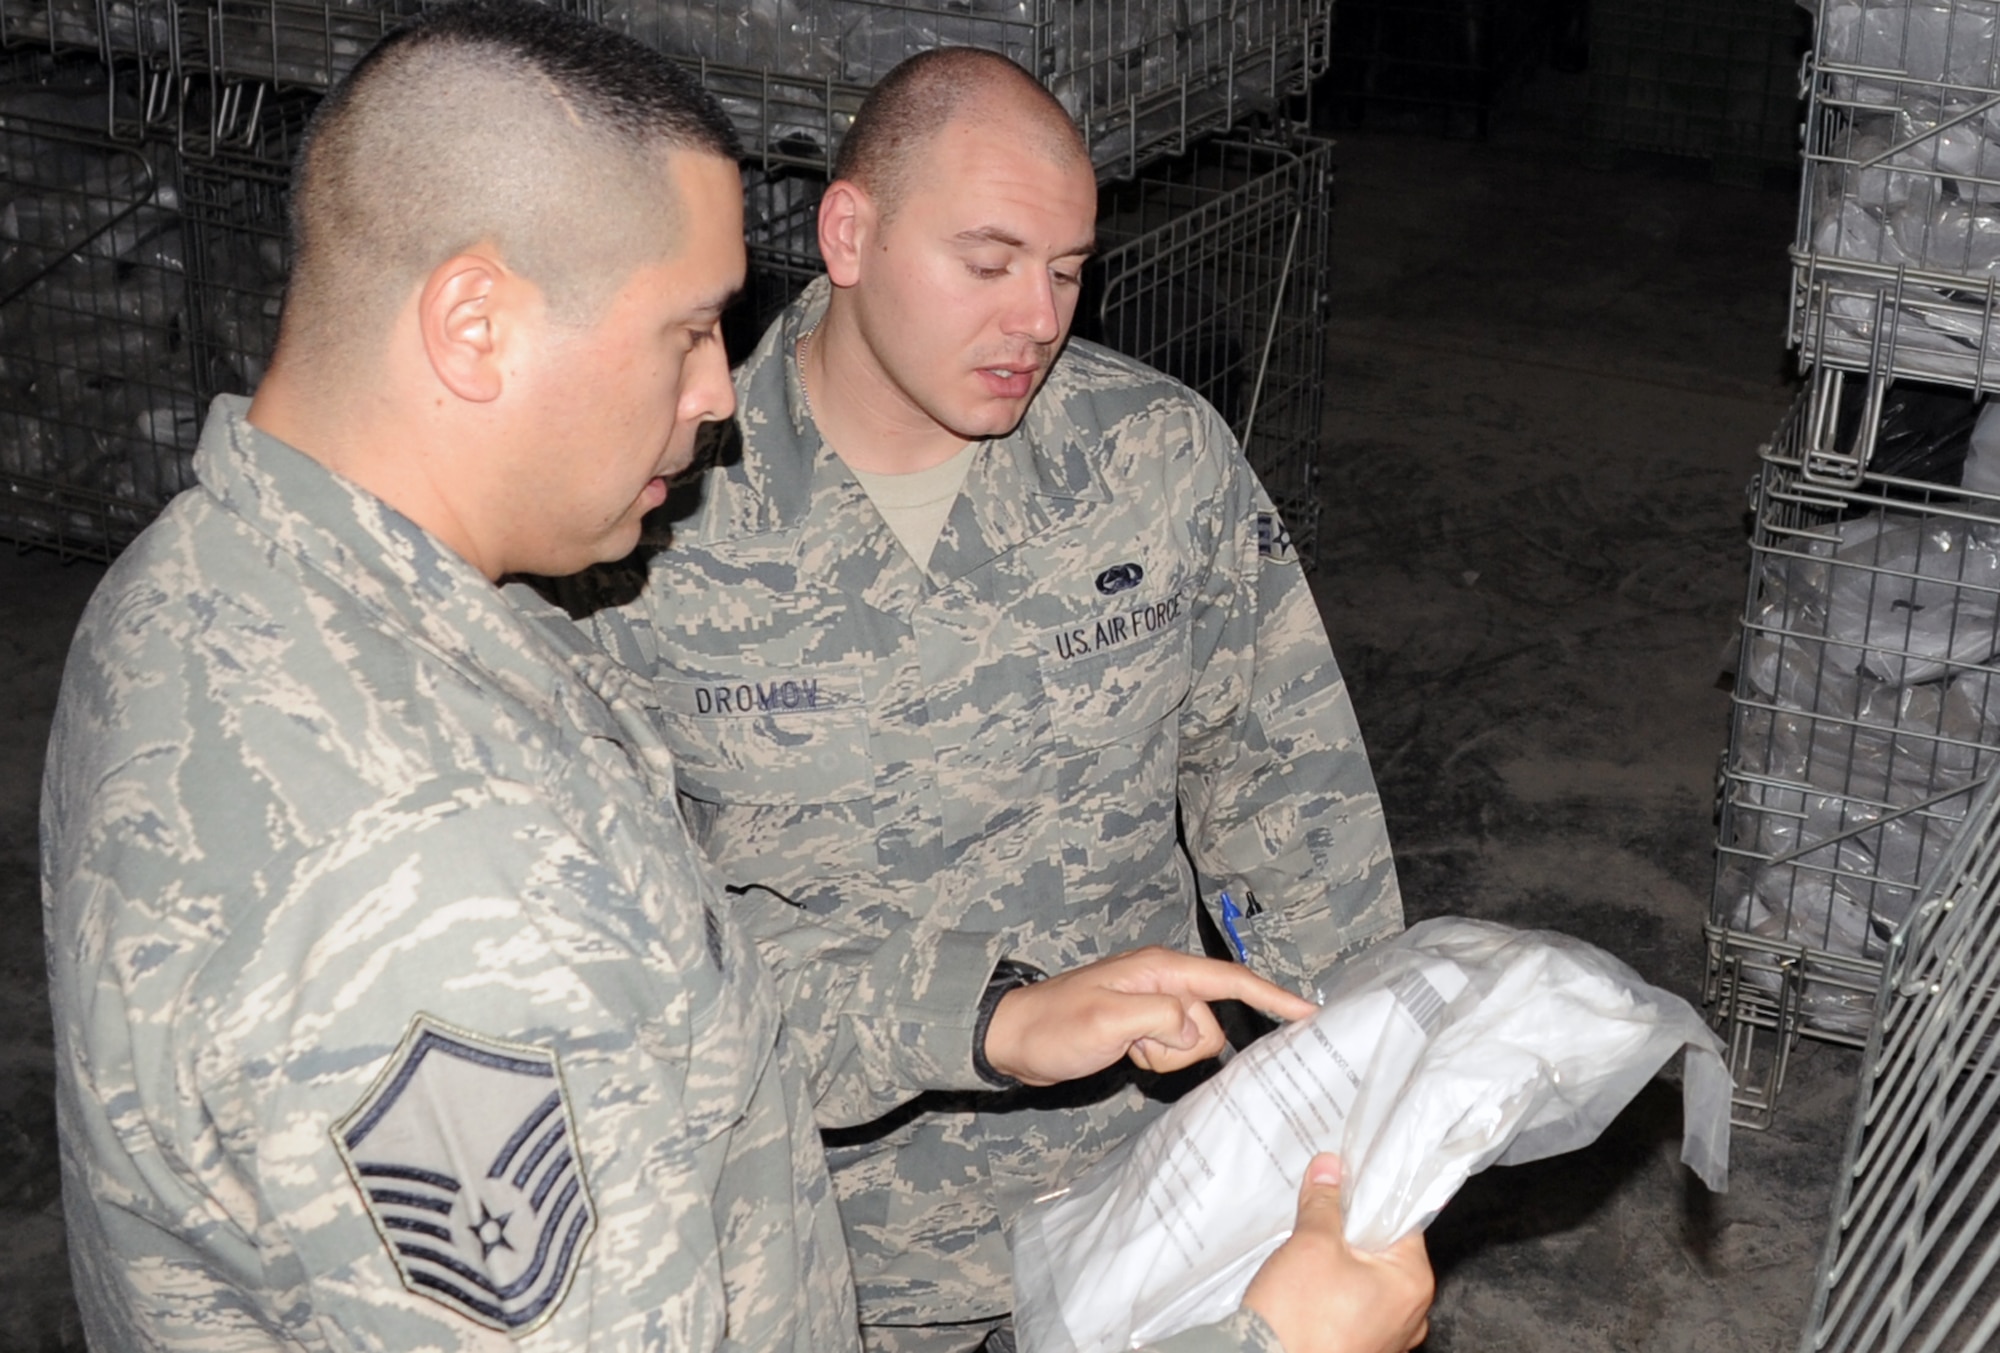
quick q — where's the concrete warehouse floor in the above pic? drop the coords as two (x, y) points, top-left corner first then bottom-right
(1312, 118), (1858, 1351)
(0, 104), (1862, 1351)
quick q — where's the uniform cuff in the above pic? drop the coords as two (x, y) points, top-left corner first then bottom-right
(883, 929), (1016, 1093)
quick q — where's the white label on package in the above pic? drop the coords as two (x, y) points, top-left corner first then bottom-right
(1013, 919), (1735, 1353)
(1025, 958), (1469, 1351)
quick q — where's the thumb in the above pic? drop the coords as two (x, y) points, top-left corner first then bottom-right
(1120, 991), (1205, 1050)
(1292, 1153), (1349, 1241)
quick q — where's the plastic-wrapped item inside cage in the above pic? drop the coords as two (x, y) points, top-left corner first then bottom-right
(1709, 378), (2000, 1127)
(600, 0), (1330, 180)
(1789, 0), (2000, 390)
(0, 110), (202, 561)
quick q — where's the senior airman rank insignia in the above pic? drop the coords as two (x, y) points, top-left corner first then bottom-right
(1256, 511), (1296, 564)
(334, 1015), (595, 1332)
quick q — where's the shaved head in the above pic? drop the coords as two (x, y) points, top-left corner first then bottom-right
(833, 46), (1090, 219)
(282, 0), (740, 370)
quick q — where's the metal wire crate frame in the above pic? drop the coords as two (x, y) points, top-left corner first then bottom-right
(743, 136), (1332, 568)
(1709, 383), (2000, 1128)
(1090, 135), (1331, 567)
(0, 43), (171, 150)
(180, 143), (286, 401)
(729, 164), (821, 360)
(0, 0), (114, 54)
(698, 0), (1330, 182)
(156, 0), (588, 151)
(1786, 0), (2000, 394)
(0, 113), (199, 560)
(0, 0), (176, 68)
(156, 0), (1328, 183)
(0, 0), (182, 159)
(191, 0), (418, 91)
(1585, 0), (1808, 185)
(1797, 766), (2000, 1353)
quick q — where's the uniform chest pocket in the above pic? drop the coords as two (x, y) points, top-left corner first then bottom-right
(654, 672), (873, 805)
(1037, 588), (1194, 752)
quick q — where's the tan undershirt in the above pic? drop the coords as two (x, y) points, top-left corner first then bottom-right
(849, 441), (978, 570)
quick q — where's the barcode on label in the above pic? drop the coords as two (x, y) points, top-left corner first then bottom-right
(1389, 969), (1448, 1035)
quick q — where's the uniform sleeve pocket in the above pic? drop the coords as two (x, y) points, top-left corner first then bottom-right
(654, 673), (873, 805)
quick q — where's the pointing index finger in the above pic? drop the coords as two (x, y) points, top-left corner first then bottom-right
(1172, 957), (1318, 1021)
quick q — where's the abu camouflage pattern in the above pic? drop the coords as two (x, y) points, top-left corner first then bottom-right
(40, 396), (856, 1351)
(582, 277), (1403, 1334)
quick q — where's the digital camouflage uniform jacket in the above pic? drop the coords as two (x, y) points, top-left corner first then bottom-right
(40, 396), (858, 1351)
(584, 278), (1403, 1331)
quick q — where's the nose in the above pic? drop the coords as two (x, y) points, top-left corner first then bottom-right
(1003, 268), (1063, 346)
(681, 329), (737, 426)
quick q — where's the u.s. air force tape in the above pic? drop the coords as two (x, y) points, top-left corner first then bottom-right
(333, 1014), (595, 1333)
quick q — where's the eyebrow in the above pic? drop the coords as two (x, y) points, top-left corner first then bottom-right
(953, 225), (1098, 259)
(687, 285), (741, 318)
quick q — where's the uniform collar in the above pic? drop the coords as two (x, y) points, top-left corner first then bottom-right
(191, 394), (632, 728)
(714, 277), (1112, 574)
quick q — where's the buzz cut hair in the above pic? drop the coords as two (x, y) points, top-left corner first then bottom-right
(282, 0), (741, 365)
(833, 46), (1089, 219)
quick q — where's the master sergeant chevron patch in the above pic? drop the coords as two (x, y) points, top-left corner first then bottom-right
(333, 1014), (595, 1333)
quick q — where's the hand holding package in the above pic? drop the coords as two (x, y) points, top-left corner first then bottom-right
(1010, 917), (1732, 1353)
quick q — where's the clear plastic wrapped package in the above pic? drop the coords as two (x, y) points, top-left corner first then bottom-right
(1010, 919), (1731, 1353)
(1826, 514), (2000, 683)
(1818, 0), (2000, 97)
(1721, 468), (2000, 1034)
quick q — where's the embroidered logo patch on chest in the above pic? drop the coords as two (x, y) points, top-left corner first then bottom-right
(1095, 561), (1145, 595)
(333, 1015), (595, 1333)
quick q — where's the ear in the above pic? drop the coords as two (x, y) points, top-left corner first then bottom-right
(417, 252), (515, 404)
(818, 179), (874, 289)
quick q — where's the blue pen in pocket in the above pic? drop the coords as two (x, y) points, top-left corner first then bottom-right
(1218, 890), (1250, 964)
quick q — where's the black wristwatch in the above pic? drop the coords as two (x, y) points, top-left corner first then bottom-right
(971, 958), (1048, 1088)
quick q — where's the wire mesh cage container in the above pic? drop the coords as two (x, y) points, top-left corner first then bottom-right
(169, 0), (592, 98)
(1585, 0), (1808, 187)
(741, 136), (1332, 567)
(0, 0), (179, 151)
(1322, 0), (1562, 140)
(1788, 0), (2000, 395)
(194, 0), (415, 90)
(736, 163), (824, 355)
(181, 139), (289, 403)
(0, 0), (109, 54)
(585, 0), (1329, 181)
(0, 110), (201, 560)
(1088, 135), (1331, 566)
(1796, 765), (2000, 1353)
(160, 0), (1327, 180)
(1709, 376), (2000, 1128)
(0, 0), (176, 67)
